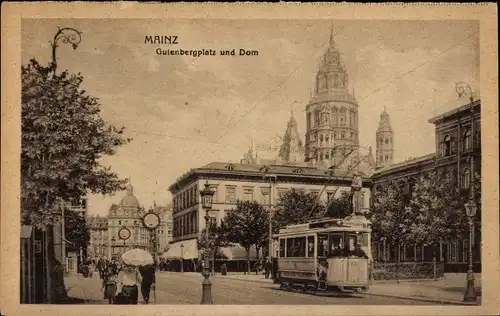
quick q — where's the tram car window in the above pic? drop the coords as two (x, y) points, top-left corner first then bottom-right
(328, 232), (344, 257)
(279, 239), (286, 258)
(307, 236), (314, 258)
(317, 234), (328, 257)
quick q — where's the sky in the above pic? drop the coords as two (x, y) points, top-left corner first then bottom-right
(21, 19), (480, 216)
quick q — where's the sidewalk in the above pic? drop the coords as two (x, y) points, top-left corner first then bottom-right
(214, 272), (482, 305)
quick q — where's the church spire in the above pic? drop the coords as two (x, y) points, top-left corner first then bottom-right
(329, 23), (335, 46)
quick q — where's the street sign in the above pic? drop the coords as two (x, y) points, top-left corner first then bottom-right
(118, 227), (131, 241)
(142, 211), (160, 230)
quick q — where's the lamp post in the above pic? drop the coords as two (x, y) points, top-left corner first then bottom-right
(49, 27), (82, 73)
(463, 200), (477, 302)
(142, 207), (160, 266)
(456, 82), (478, 303)
(199, 182), (215, 304)
(111, 237), (116, 259)
(261, 172), (277, 258)
(180, 243), (184, 272)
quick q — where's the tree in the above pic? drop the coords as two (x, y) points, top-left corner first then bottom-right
(64, 209), (90, 253)
(274, 188), (325, 229)
(198, 222), (231, 272)
(371, 179), (416, 252)
(223, 201), (268, 273)
(325, 191), (352, 218)
(21, 59), (131, 228)
(410, 170), (481, 245)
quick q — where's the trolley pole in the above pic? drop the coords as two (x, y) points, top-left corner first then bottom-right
(60, 199), (67, 275)
(265, 174), (277, 259)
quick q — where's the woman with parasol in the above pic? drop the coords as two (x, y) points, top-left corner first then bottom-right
(114, 248), (154, 304)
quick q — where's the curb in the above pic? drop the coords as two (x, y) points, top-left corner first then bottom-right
(218, 276), (480, 305)
(217, 276), (279, 285)
(363, 292), (480, 306)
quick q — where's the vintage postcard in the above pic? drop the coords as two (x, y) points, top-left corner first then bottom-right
(1, 2), (498, 316)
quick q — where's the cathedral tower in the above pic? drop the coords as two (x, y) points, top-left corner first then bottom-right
(375, 107), (394, 168)
(304, 25), (359, 167)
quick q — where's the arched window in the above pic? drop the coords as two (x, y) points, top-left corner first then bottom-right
(442, 134), (452, 156)
(333, 133), (337, 139)
(332, 107), (338, 125)
(340, 108), (346, 125)
(379, 137), (383, 145)
(314, 110), (320, 127)
(325, 135), (329, 143)
(385, 137), (389, 144)
(320, 134), (323, 142)
(325, 153), (329, 159)
(385, 154), (389, 161)
(461, 168), (471, 189)
(463, 129), (472, 152)
(341, 132), (345, 139)
(320, 153), (324, 160)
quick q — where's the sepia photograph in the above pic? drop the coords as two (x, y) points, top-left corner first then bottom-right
(1, 3), (499, 316)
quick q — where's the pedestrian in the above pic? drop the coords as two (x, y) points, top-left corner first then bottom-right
(264, 258), (270, 279)
(115, 263), (141, 304)
(138, 264), (156, 304)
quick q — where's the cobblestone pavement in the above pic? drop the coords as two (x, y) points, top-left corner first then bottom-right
(65, 272), (439, 305)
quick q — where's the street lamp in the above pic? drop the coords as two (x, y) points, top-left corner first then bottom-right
(111, 237), (116, 258)
(49, 27), (82, 72)
(199, 181), (215, 304)
(261, 173), (277, 259)
(463, 199), (477, 302)
(180, 243), (184, 272)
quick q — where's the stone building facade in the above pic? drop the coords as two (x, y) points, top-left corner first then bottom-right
(371, 99), (481, 272)
(166, 162), (373, 261)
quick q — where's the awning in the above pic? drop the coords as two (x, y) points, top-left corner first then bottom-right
(161, 239), (197, 260)
(220, 245), (262, 260)
(21, 225), (33, 239)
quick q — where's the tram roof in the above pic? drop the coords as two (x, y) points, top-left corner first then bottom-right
(276, 215), (371, 236)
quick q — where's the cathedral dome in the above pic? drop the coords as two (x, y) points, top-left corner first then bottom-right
(120, 183), (140, 207)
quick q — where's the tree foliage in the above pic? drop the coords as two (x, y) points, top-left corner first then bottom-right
(410, 170), (481, 244)
(274, 188), (324, 229)
(21, 59), (131, 227)
(223, 200), (269, 272)
(371, 179), (416, 246)
(197, 223), (231, 259)
(64, 209), (90, 251)
(325, 191), (352, 218)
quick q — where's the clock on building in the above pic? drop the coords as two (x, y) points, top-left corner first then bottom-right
(118, 227), (131, 241)
(142, 211), (160, 231)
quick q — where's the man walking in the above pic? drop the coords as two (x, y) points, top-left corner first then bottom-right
(139, 264), (156, 304)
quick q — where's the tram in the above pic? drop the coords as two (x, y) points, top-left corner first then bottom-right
(274, 214), (372, 293)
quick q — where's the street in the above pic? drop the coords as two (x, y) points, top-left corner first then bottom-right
(66, 272), (438, 305)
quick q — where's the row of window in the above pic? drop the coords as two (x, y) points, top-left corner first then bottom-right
(440, 126), (480, 157)
(378, 152), (393, 163)
(378, 136), (392, 145)
(173, 184), (199, 213)
(373, 239), (480, 263)
(278, 232), (369, 258)
(307, 145), (358, 161)
(316, 72), (348, 92)
(307, 109), (358, 130)
(173, 211), (198, 237)
(308, 131), (357, 143)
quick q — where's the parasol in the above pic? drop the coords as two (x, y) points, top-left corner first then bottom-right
(121, 248), (154, 267)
